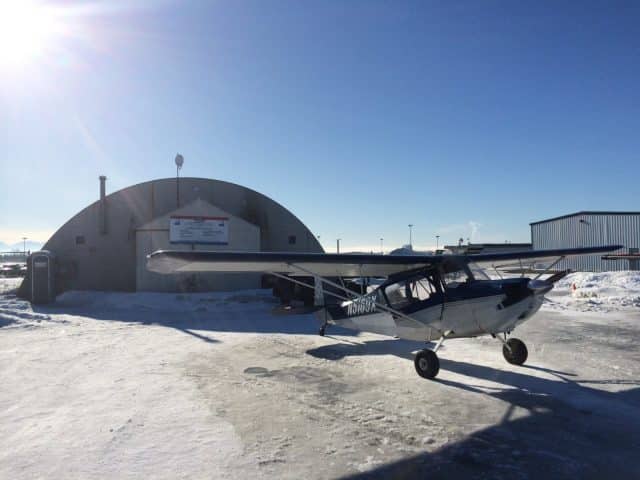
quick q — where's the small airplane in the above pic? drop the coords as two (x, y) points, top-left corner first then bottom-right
(147, 244), (621, 379)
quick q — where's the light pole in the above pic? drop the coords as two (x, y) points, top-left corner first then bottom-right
(336, 238), (341, 254)
(380, 238), (384, 255)
(408, 224), (413, 250)
(22, 237), (27, 256)
(436, 235), (440, 250)
(175, 153), (184, 208)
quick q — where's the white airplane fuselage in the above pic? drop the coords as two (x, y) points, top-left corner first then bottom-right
(319, 279), (547, 342)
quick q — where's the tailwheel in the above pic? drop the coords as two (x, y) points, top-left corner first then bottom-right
(502, 338), (528, 365)
(414, 349), (440, 379)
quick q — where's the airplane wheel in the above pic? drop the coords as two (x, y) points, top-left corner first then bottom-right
(503, 338), (528, 365)
(318, 326), (326, 336)
(414, 349), (439, 379)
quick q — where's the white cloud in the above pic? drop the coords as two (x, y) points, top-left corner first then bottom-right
(435, 220), (483, 244)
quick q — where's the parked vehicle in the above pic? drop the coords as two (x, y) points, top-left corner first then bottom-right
(0, 263), (26, 278)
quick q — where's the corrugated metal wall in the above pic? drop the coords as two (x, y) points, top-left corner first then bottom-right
(531, 213), (640, 271)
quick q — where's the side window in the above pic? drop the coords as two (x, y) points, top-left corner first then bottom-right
(288, 235), (296, 245)
(385, 282), (412, 309)
(384, 276), (436, 309)
(409, 278), (434, 300)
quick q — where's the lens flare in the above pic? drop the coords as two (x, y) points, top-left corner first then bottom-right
(0, 0), (63, 68)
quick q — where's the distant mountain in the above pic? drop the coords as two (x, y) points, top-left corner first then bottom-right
(389, 245), (435, 256)
(0, 241), (44, 252)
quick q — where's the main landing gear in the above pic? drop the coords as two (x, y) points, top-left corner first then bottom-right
(414, 334), (529, 380)
(414, 349), (440, 379)
(414, 334), (447, 379)
(502, 337), (528, 365)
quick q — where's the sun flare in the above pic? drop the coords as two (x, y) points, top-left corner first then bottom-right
(0, 0), (63, 68)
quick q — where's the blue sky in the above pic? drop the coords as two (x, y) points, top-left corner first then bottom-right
(1, 0), (639, 251)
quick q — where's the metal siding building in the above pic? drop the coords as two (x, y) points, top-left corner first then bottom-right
(444, 243), (532, 255)
(530, 212), (640, 272)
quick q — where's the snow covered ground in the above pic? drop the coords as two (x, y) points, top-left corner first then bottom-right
(545, 271), (640, 311)
(1, 273), (639, 479)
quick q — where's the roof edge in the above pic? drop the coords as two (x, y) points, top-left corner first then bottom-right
(530, 211), (640, 226)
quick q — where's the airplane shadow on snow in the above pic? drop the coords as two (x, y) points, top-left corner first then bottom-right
(31, 298), (357, 344)
(307, 338), (640, 479)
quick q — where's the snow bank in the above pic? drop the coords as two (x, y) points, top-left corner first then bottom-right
(0, 278), (52, 328)
(0, 277), (22, 295)
(545, 271), (640, 312)
(54, 289), (278, 312)
(0, 285), (280, 329)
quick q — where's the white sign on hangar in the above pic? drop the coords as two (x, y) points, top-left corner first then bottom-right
(169, 216), (229, 245)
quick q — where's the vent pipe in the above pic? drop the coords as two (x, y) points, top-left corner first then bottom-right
(99, 175), (107, 234)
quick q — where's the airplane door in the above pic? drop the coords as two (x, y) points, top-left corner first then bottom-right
(438, 269), (477, 336)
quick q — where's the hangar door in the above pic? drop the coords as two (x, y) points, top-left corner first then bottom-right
(135, 199), (261, 292)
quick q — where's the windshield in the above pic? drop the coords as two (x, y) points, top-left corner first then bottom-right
(468, 261), (490, 280)
(441, 268), (471, 288)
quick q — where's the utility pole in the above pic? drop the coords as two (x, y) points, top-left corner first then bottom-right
(436, 235), (440, 250)
(408, 224), (413, 250)
(336, 238), (341, 254)
(22, 237), (27, 256)
(175, 154), (184, 208)
(380, 238), (384, 255)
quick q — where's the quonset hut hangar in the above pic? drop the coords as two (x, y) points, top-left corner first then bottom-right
(19, 177), (323, 298)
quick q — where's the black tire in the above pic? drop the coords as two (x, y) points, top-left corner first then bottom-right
(503, 338), (528, 365)
(318, 326), (326, 336)
(414, 349), (440, 379)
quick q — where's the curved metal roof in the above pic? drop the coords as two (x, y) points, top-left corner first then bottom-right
(530, 211), (640, 226)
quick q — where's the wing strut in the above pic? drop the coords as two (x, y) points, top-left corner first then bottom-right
(533, 256), (565, 280)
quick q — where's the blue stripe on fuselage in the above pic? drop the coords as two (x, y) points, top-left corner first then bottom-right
(402, 278), (528, 314)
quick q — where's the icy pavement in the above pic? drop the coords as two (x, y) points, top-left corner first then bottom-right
(1, 275), (639, 479)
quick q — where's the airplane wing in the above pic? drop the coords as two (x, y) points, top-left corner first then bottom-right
(147, 245), (623, 277)
(469, 245), (623, 270)
(146, 251), (444, 277)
